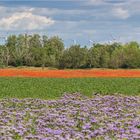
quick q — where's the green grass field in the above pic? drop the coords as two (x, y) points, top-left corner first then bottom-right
(0, 77), (140, 99)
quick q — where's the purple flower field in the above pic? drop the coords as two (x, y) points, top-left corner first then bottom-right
(0, 93), (140, 140)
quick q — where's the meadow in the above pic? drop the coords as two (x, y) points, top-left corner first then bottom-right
(0, 77), (140, 99)
(0, 69), (140, 139)
(0, 75), (140, 139)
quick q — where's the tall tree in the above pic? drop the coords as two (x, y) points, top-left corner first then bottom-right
(88, 44), (110, 68)
(45, 36), (64, 66)
(59, 45), (88, 69)
(123, 42), (140, 68)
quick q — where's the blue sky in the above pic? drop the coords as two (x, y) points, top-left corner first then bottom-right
(0, 0), (140, 46)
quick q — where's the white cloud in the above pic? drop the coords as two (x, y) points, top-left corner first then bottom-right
(112, 7), (130, 19)
(0, 11), (54, 30)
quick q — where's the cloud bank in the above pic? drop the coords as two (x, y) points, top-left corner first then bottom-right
(0, 7), (54, 30)
(0, 0), (139, 46)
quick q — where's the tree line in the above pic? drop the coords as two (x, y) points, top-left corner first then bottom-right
(0, 34), (140, 69)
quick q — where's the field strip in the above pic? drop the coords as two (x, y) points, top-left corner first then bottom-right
(0, 69), (140, 78)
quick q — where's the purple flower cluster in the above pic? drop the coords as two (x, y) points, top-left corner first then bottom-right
(0, 93), (140, 140)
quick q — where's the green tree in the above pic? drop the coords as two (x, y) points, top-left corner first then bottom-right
(59, 45), (88, 69)
(29, 34), (42, 48)
(45, 36), (64, 66)
(88, 44), (110, 68)
(123, 42), (140, 68)
(110, 46), (125, 68)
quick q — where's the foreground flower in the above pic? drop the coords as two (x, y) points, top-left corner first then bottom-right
(0, 93), (140, 139)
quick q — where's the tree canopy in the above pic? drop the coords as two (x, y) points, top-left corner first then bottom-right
(0, 34), (140, 69)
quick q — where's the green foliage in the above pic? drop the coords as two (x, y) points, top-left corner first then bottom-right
(2, 34), (64, 68)
(110, 46), (124, 68)
(45, 36), (64, 67)
(0, 77), (139, 99)
(123, 42), (140, 68)
(88, 44), (110, 68)
(59, 45), (88, 69)
(0, 33), (140, 69)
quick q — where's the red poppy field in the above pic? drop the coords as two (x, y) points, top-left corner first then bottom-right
(0, 68), (140, 78)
